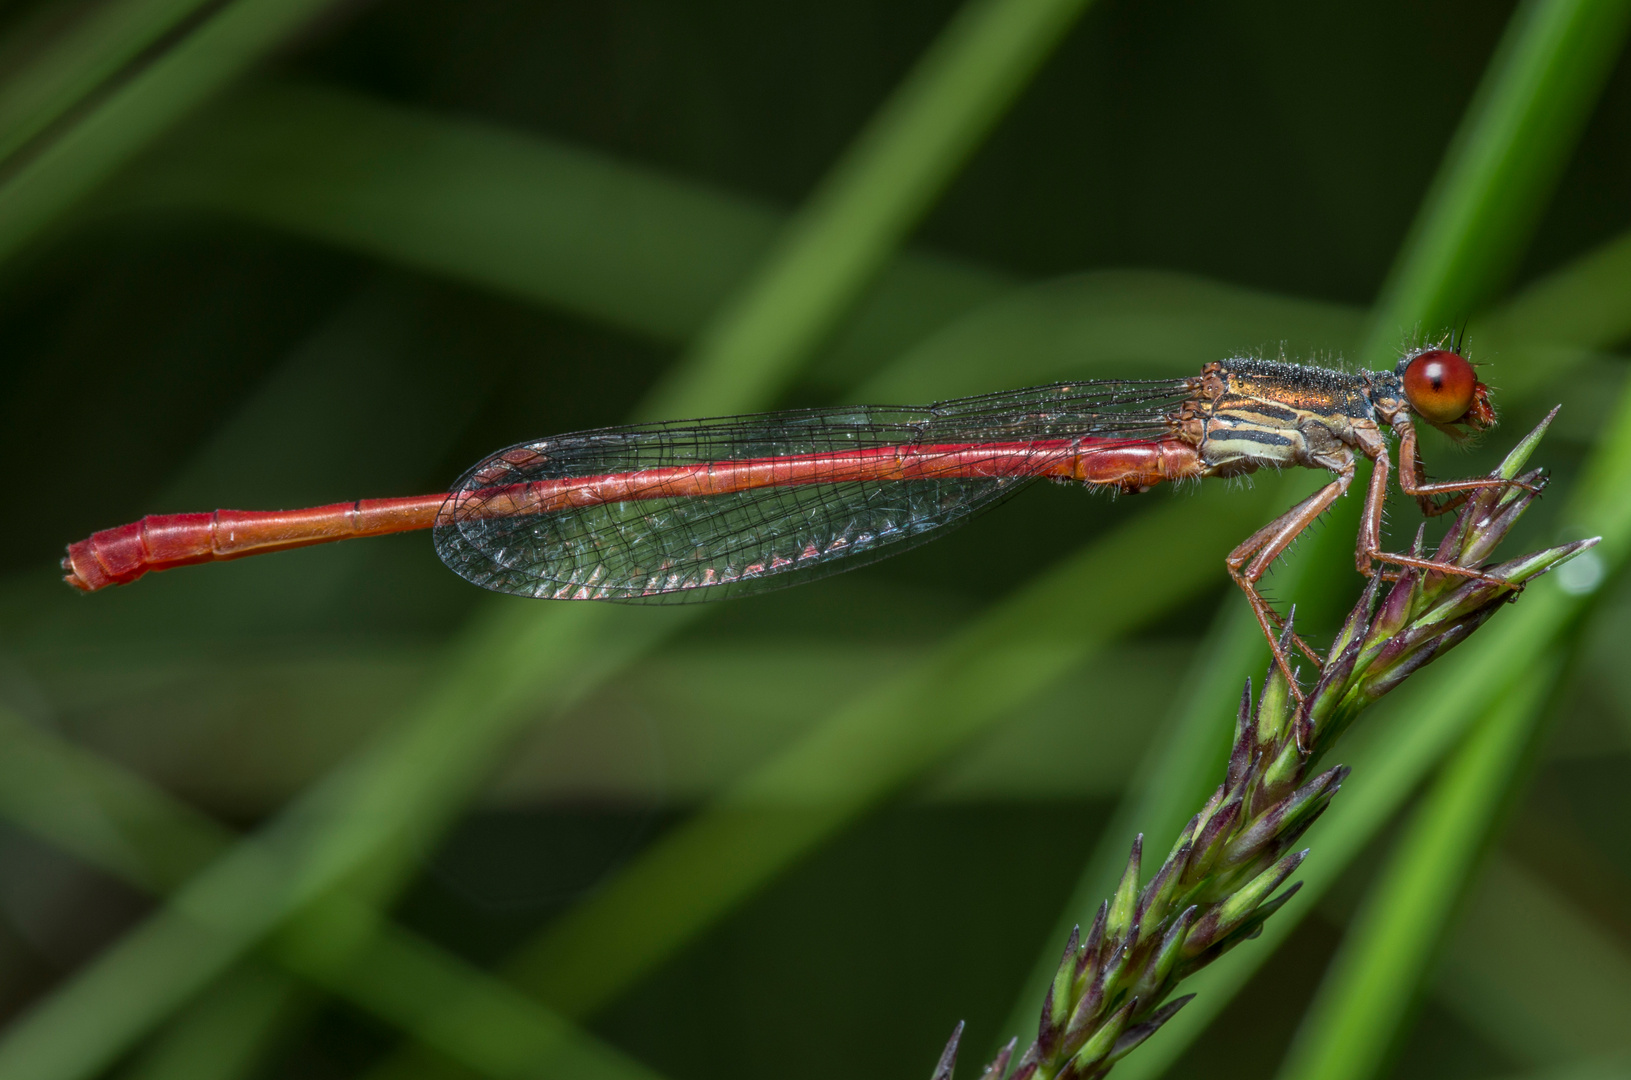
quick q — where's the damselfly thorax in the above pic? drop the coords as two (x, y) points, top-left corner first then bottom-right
(1150, 354), (1515, 694)
(63, 344), (1524, 699)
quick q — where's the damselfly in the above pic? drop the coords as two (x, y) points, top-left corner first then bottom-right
(64, 344), (1525, 695)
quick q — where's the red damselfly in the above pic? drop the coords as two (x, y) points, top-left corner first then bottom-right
(64, 345), (1523, 695)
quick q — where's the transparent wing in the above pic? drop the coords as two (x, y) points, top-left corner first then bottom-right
(433, 380), (1192, 601)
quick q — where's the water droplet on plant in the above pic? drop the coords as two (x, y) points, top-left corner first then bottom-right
(1555, 548), (1604, 595)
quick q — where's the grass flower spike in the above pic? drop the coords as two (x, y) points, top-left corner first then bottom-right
(932, 410), (1598, 1080)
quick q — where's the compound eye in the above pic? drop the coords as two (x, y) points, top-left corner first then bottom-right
(1403, 349), (1477, 424)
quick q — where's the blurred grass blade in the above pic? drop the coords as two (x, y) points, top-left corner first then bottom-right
(854, 271), (1364, 400)
(283, 908), (670, 1080)
(1361, 0), (1631, 364)
(1314, 0), (1631, 624)
(0, 709), (225, 893)
(112, 79), (1016, 374)
(367, 213), (1631, 1080)
(1113, 354), (1631, 1080)
(1275, 655), (1566, 1080)
(363, 482), (1282, 1080)
(120, 79), (1631, 399)
(637, 0), (1095, 417)
(1475, 226), (1631, 404)
(995, 229), (1631, 1065)
(0, 703), (671, 1080)
(1275, 1), (1631, 1057)
(965, 443), (1592, 1080)
(124, 967), (298, 1080)
(0, 603), (692, 1080)
(0, 0), (347, 267)
(1489, 227), (1631, 365)
(1488, 1057), (1631, 1080)
(117, 79), (1368, 398)
(507, 492), (1275, 1016)
(1435, 855), (1631, 1061)
(0, 0), (216, 166)
(118, 81), (810, 343)
(0, 0), (1088, 1069)
(1021, 0), (1631, 1058)
(10, 6), (1628, 1072)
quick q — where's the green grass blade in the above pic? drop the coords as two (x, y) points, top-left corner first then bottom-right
(0, 695), (672, 1080)
(1, 4), (1621, 1077)
(1481, 1057), (1631, 1080)
(116, 80), (1370, 394)
(0, 0), (347, 267)
(279, 905), (668, 1080)
(1361, 0), (1631, 363)
(122, 80), (1631, 403)
(5, 717), (315, 1080)
(124, 967), (299, 1080)
(112, 79), (1022, 369)
(635, 0), (1095, 417)
(1435, 855), (1631, 1062)
(359, 481), (1283, 1080)
(1273, 4), (1631, 1044)
(0, 0), (216, 166)
(994, 240), (1631, 1069)
(357, 215), (1631, 1080)
(1275, 656), (1566, 1080)
(1008, 0), (1631, 1057)
(0, 710), (225, 893)
(505, 490), (1277, 1014)
(854, 270), (1365, 400)
(1486, 227), (1631, 381)
(1299, 0), (1631, 630)
(0, 602), (692, 1080)
(115, 81), (800, 344)
(0, 0), (1084, 1068)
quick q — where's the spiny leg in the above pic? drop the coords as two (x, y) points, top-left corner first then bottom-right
(1405, 453), (1472, 519)
(1252, 582), (1324, 658)
(1226, 467), (1351, 700)
(1396, 419), (1540, 518)
(1357, 425), (1523, 590)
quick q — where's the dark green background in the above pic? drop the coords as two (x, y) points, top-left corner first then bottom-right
(0, 2), (1628, 1080)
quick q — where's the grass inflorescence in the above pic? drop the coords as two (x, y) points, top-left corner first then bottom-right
(933, 413), (1598, 1080)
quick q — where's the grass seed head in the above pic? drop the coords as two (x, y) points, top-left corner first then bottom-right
(931, 414), (1597, 1080)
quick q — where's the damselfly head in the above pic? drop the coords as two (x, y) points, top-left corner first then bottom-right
(1396, 347), (1494, 435)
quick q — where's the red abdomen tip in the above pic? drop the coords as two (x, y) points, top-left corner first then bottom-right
(62, 522), (156, 591)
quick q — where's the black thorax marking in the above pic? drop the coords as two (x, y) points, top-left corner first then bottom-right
(1175, 360), (1382, 477)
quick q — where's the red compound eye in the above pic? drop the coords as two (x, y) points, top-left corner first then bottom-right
(1403, 349), (1477, 424)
